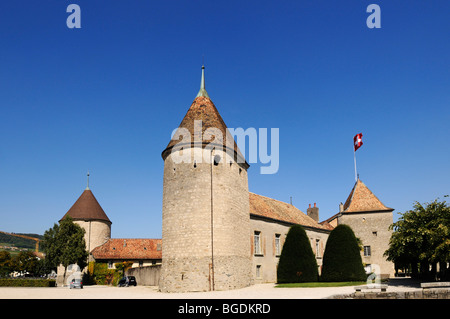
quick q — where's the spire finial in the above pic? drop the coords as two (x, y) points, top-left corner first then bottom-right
(196, 65), (210, 99)
(86, 171), (90, 190)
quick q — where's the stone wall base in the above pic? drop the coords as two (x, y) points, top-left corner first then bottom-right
(159, 255), (252, 293)
(331, 288), (450, 299)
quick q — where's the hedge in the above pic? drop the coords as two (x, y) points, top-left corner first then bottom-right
(321, 224), (367, 282)
(0, 278), (56, 287)
(277, 225), (318, 283)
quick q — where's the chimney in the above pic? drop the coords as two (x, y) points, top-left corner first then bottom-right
(307, 203), (319, 222)
(339, 202), (344, 212)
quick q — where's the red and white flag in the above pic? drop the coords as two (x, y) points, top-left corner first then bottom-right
(354, 133), (363, 151)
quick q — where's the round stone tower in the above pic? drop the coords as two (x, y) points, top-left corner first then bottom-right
(57, 174), (112, 285)
(159, 66), (252, 292)
(59, 175), (112, 261)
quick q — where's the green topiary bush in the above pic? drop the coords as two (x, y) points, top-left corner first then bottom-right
(321, 224), (367, 282)
(277, 225), (318, 283)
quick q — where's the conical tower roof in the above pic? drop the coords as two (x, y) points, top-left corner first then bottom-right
(162, 66), (248, 167)
(60, 188), (111, 224)
(342, 179), (393, 213)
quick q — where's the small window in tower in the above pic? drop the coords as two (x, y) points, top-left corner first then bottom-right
(364, 245), (371, 257)
(372, 231), (378, 236)
(194, 161), (197, 168)
(239, 168), (242, 175)
(213, 155), (221, 166)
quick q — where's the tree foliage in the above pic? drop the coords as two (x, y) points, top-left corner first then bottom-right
(277, 225), (318, 283)
(41, 216), (88, 278)
(0, 251), (13, 277)
(321, 224), (366, 282)
(384, 199), (450, 280)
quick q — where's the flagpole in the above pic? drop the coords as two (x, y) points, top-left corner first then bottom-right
(353, 146), (358, 182)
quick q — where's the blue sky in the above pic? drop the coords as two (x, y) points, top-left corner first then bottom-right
(0, 1), (449, 238)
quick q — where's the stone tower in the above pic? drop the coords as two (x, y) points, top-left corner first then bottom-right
(159, 66), (252, 292)
(337, 178), (395, 278)
(59, 175), (112, 261)
(57, 174), (112, 285)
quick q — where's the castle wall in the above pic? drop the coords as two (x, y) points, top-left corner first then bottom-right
(159, 148), (252, 292)
(338, 211), (395, 278)
(250, 217), (329, 283)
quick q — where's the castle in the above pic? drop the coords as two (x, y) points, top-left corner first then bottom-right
(56, 66), (395, 290)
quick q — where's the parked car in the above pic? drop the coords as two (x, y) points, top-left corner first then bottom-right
(69, 278), (83, 289)
(118, 276), (137, 287)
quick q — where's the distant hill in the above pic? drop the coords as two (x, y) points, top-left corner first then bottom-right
(0, 232), (43, 250)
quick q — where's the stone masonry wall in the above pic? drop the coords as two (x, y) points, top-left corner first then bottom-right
(332, 289), (450, 299)
(160, 148), (252, 292)
(338, 211), (394, 278)
(250, 217), (329, 283)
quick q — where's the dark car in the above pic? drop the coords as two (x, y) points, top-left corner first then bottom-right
(118, 276), (137, 287)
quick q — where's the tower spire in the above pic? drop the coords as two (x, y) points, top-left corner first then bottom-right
(86, 171), (90, 190)
(196, 65), (210, 99)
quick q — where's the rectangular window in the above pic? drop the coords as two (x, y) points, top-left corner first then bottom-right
(256, 265), (261, 278)
(364, 245), (371, 257)
(108, 261), (114, 269)
(275, 234), (281, 256)
(315, 239), (320, 258)
(254, 231), (261, 255)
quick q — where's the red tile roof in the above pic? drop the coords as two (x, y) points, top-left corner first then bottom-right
(161, 96), (247, 167)
(60, 189), (111, 224)
(91, 238), (162, 260)
(343, 179), (394, 213)
(249, 192), (329, 231)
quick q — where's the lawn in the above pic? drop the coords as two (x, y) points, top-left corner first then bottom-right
(275, 281), (366, 288)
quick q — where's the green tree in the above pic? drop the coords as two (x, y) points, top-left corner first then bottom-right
(321, 224), (366, 282)
(277, 225), (318, 283)
(41, 216), (88, 282)
(13, 251), (39, 275)
(384, 199), (450, 280)
(0, 251), (12, 277)
(41, 223), (61, 270)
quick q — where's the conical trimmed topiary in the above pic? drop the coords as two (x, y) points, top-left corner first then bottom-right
(277, 225), (318, 283)
(321, 224), (367, 282)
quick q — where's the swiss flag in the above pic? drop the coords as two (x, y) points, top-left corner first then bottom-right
(354, 133), (363, 151)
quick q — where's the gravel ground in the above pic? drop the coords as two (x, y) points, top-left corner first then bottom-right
(0, 279), (422, 299)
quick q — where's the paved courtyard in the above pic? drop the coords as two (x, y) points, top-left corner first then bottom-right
(0, 278), (422, 299)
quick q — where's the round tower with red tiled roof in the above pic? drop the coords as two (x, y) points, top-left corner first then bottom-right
(159, 66), (252, 292)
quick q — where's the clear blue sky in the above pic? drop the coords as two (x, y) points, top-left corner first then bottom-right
(1, 1), (449, 238)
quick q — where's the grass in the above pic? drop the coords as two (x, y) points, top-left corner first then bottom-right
(275, 281), (366, 288)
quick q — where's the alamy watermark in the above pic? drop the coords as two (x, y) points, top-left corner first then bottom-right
(65, 4), (381, 29)
(168, 120), (280, 175)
